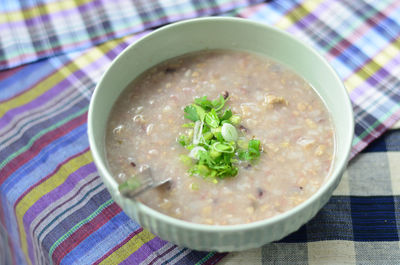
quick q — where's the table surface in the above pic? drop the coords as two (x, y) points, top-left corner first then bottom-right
(1, 1), (400, 264)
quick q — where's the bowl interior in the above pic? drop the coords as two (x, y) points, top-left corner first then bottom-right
(88, 17), (354, 229)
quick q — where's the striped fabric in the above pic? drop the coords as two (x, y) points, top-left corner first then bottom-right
(0, 32), (229, 265)
(0, 34), (227, 265)
(1, 0), (400, 265)
(0, 0), (263, 70)
(232, 0), (400, 157)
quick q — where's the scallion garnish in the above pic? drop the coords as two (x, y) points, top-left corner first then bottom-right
(177, 94), (262, 182)
(221, 123), (238, 142)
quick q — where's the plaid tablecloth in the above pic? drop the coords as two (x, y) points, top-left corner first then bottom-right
(221, 127), (400, 264)
(1, 0), (400, 264)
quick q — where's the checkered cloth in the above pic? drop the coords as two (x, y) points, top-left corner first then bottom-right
(1, 0), (400, 264)
(223, 128), (400, 264)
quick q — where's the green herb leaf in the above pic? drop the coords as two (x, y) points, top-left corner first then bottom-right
(197, 150), (215, 166)
(212, 95), (226, 111)
(238, 139), (261, 161)
(180, 95), (262, 180)
(194, 96), (213, 110)
(205, 109), (220, 128)
(219, 109), (232, 121)
(177, 135), (188, 146)
(248, 139), (261, 157)
(238, 150), (251, 161)
(193, 104), (206, 121)
(214, 131), (225, 142)
(184, 105), (200, 121)
(184, 104), (206, 122)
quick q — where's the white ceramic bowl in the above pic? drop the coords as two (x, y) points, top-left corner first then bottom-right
(88, 17), (354, 252)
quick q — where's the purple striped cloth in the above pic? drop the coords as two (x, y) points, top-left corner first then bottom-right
(232, 0), (400, 157)
(1, 0), (400, 264)
(0, 0), (263, 70)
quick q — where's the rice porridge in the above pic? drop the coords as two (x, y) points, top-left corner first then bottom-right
(105, 50), (335, 225)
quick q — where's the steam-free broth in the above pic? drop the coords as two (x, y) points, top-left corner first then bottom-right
(106, 50), (335, 225)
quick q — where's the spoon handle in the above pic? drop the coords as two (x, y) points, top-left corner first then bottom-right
(118, 168), (171, 199)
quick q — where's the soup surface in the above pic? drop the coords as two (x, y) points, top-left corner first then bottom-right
(106, 50), (335, 225)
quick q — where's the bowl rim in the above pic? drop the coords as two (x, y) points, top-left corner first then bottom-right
(88, 16), (355, 232)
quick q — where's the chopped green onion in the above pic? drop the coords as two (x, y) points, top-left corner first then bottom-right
(177, 135), (187, 146)
(118, 176), (141, 194)
(238, 139), (261, 161)
(189, 146), (207, 160)
(182, 122), (195, 128)
(179, 155), (193, 167)
(179, 94), (262, 180)
(221, 123), (238, 142)
(229, 115), (241, 125)
(210, 149), (222, 159)
(192, 120), (203, 145)
(212, 142), (235, 153)
(237, 139), (248, 149)
(203, 131), (214, 141)
(190, 182), (200, 190)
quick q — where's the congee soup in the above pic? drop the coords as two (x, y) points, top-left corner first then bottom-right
(105, 50), (335, 225)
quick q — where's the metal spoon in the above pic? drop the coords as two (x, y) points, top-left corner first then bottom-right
(118, 167), (171, 199)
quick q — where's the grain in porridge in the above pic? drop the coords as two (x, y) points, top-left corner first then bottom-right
(106, 50), (335, 225)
